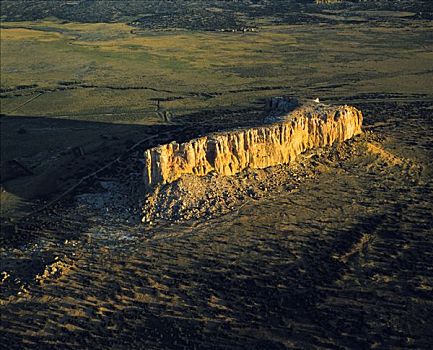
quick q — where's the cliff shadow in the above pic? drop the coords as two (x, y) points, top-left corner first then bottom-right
(0, 103), (268, 226)
(0, 115), (180, 202)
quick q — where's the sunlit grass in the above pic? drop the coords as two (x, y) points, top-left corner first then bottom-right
(1, 19), (432, 122)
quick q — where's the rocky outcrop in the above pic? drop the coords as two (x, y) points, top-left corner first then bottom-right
(143, 104), (363, 190)
(264, 96), (299, 113)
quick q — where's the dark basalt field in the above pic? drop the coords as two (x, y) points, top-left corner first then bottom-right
(1, 1), (433, 349)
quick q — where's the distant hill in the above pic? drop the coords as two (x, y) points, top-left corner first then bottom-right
(1, 0), (432, 29)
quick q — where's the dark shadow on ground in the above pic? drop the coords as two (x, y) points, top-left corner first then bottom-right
(0, 107), (267, 202)
(0, 105), (269, 248)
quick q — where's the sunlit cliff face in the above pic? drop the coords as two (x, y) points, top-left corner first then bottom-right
(143, 104), (363, 190)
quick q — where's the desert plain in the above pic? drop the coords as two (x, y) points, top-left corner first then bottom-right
(1, 1), (433, 349)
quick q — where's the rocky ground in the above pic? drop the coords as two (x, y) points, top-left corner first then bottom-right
(1, 99), (432, 349)
(142, 132), (373, 224)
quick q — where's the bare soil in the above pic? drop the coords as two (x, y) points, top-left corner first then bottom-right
(1, 99), (432, 349)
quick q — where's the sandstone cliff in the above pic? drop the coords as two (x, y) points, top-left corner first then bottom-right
(143, 104), (363, 190)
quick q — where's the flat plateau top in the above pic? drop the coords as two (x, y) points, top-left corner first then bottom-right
(171, 103), (356, 145)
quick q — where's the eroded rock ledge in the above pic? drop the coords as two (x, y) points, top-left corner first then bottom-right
(143, 103), (363, 190)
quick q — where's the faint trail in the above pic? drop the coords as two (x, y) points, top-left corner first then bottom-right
(8, 92), (43, 113)
(17, 132), (163, 222)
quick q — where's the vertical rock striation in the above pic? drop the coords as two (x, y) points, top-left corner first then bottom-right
(143, 104), (363, 190)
